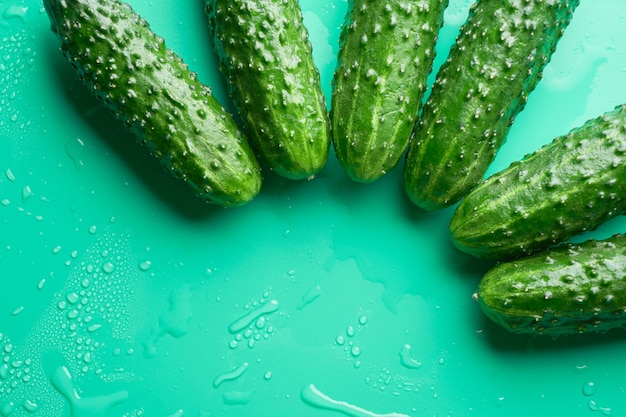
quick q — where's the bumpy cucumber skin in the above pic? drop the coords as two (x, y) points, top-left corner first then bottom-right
(450, 104), (626, 260)
(205, 0), (331, 180)
(44, 0), (261, 207)
(477, 234), (626, 336)
(331, 0), (448, 183)
(404, 0), (580, 211)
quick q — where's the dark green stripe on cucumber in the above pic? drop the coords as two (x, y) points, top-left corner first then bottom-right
(450, 104), (626, 260)
(205, 0), (331, 180)
(44, 0), (262, 207)
(477, 234), (626, 336)
(404, 0), (580, 210)
(331, 0), (448, 183)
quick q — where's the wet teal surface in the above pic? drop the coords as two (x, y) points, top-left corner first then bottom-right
(2, 0), (626, 416)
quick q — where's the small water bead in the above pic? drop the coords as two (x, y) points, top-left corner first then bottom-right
(582, 381), (597, 396)
(1, 401), (15, 416)
(22, 399), (38, 413)
(335, 335), (345, 345)
(346, 326), (355, 337)
(138, 260), (152, 271)
(358, 315), (368, 325)
(102, 262), (114, 274)
(11, 306), (24, 316)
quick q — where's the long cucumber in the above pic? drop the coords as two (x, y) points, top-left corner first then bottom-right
(477, 234), (626, 336)
(404, 0), (580, 210)
(205, 0), (331, 180)
(450, 104), (626, 260)
(331, 0), (448, 182)
(44, 0), (262, 207)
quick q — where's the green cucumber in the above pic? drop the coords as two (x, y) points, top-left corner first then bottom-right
(450, 104), (626, 260)
(330, 0), (448, 182)
(477, 234), (626, 336)
(404, 0), (580, 211)
(205, 0), (331, 180)
(44, 0), (261, 207)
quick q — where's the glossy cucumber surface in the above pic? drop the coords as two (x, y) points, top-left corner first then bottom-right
(450, 104), (626, 260)
(477, 234), (626, 336)
(43, 0), (262, 207)
(404, 0), (580, 210)
(206, 0), (331, 180)
(331, 0), (448, 183)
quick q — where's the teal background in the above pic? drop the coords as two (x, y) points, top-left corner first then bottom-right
(2, 0), (626, 416)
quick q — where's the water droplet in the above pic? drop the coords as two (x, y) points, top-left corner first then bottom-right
(66, 292), (79, 304)
(213, 362), (249, 388)
(138, 260), (152, 271)
(5, 169), (16, 182)
(346, 325), (355, 337)
(335, 335), (345, 345)
(65, 138), (85, 170)
(0, 401), (16, 417)
(22, 399), (38, 413)
(11, 306), (24, 316)
(399, 344), (422, 369)
(582, 381), (597, 396)
(2, 5), (28, 22)
(21, 185), (33, 202)
(358, 315), (368, 325)
(264, 371), (272, 380)
(86, 324), (101, 333)
(88, 225), (97, 234)
(102, 262), (114, 274)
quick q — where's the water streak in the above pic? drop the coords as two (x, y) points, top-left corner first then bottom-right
(301, 384), (410, 417)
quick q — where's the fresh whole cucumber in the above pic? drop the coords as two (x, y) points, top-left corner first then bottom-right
(331, 0), (448, 182)
(404, 0), (580, 211)
(43, 0), (262, 207)
(205, 0), (331, 180)
(450, 104), (626, 260)
(477, 234), (626, 336)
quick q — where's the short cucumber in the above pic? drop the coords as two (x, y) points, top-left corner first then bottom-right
(477, 234), (626, 336)
(43, 0), (262, 207)
(205, 0), (331, 180)
(404, 0), (580, 211)
(331, 0), (448, 182)
(450, 104), (626, 260)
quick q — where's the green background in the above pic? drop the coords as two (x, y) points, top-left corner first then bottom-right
(2, 0), (626, 416)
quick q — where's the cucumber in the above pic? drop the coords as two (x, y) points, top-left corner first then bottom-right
(205, 0), (331, 180)
(450, 104), (626, 260)
(477, 234), (626, 336)
(330, 0), (448, 182)
(43, 0), (262, 207)
(404, 0), (580, 211)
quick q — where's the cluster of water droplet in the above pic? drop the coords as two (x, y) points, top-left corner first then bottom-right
(0, 13), (36, 135)
(333, 315), (368, 367)
(227, 291), (280, 350)
(0, 228), (148, 417)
